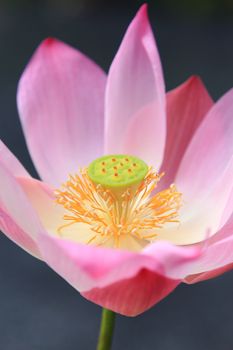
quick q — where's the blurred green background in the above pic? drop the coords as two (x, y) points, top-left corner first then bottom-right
(1, 0), (233, 17)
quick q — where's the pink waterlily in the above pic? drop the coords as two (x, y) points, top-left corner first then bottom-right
(0, 4), (233, 317)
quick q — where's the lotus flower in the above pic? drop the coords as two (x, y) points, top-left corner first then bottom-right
(1, 4), (233, 317)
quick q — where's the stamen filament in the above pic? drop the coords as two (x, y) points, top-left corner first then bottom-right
(55, 165), (182, 250)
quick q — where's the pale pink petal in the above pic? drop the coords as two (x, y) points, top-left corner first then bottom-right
(82, 269), (179, 316)
(176, 88), (233, 202)
(220, 183), (233, 228)
(17, 176), (64, 232)
(17, 38), (106, 187)
(0, 160), (42, 257)
(122, 102), (164, 166)
(0, 205), (40, 258)
(105, 4), (166, 169)
(0, 140), (30, 177)
(38, 231), (199, 315)
(157, 154), (233, 246)
(160, 76), (213, 188)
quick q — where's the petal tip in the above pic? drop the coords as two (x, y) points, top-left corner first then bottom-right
(188, 75), (206, 88)
(138, 3), (148, 14)
(40, 37), (60, 50)
(44, 37), (56, 45)
(188, 74), (201, 84)
(135, 3), (149, 26)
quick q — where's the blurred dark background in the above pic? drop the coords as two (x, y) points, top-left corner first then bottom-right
(0, 0), (233, 349)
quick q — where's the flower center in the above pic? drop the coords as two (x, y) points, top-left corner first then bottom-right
(55, 155), (182, 251)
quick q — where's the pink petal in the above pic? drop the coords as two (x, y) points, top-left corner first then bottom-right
(185, 263), (233, 284)
(82, 269), (179, 316)
(105, 4), (166, 169)
(0, 160), (42, 258)
(168, 89), (233, 243)
(160, 76), (213, 188)
(17, 38), (106, 187)
(184, 211), (233, 283)
(176, 88), (233, 202)
(0, 140), (30, 177)
(38, 231), (199, 315)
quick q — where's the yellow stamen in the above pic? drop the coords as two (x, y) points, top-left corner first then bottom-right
(55, 165), (182, 250)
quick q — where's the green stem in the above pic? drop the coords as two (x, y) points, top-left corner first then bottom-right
(97, 308), (116, 350)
